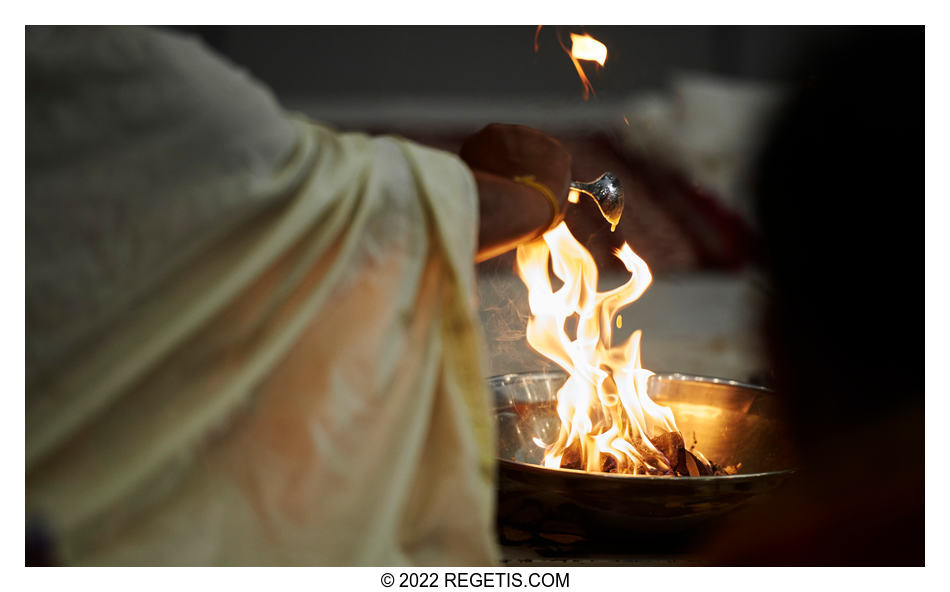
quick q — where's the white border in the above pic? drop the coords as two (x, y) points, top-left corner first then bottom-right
(4, 2), (945, 587)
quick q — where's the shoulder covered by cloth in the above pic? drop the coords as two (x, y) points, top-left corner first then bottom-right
(27, 26), (495, 566)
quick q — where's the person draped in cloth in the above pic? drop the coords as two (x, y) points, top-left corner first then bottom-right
(26, 26), (573, 566)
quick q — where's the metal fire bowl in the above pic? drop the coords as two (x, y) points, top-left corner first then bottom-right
(492, 371), (798, 536)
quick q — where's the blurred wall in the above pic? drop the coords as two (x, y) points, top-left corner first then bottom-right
(173, 26), (856, 103)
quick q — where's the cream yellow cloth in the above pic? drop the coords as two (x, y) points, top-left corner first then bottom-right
(26, 27), (497, 566)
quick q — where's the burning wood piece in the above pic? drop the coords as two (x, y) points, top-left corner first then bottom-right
(686, 447), (714, 476)
(650, 431), (716, 476)
(651, 431), (686, 474)
(557, 426), (723, 477)
(684, 450), (712, 477)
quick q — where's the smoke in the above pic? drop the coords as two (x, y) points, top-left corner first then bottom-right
(476, 251), (559, 377)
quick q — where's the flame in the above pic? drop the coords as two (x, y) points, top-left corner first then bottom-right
(566, 33), (607, 100)
(535, 28), (608, 100)
(517, 222), (682, 475)
(570, 33), (607, 65)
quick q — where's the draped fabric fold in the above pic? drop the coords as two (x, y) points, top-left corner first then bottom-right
(27, 27), (497, 566)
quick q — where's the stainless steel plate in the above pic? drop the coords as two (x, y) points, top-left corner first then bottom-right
(492, 371), (798, 535)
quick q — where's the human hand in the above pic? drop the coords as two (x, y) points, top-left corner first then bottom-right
(460, 124), (573, 261)
(460, 123), (572, 223)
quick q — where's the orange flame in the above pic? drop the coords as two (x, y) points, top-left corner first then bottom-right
(536, 28), (609, 100)
(567, 33), (607, 100)
(517, 222), (682, 475)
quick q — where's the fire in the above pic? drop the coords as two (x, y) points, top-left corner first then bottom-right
(535, 27), (608, 100)
(567, 33), (607, 100)
(570, 33), (607, 65)
(516, 222), (683, 475)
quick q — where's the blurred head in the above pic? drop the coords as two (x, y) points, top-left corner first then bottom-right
(754, 27), (923, 448)
(700, 28), (924, 565)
